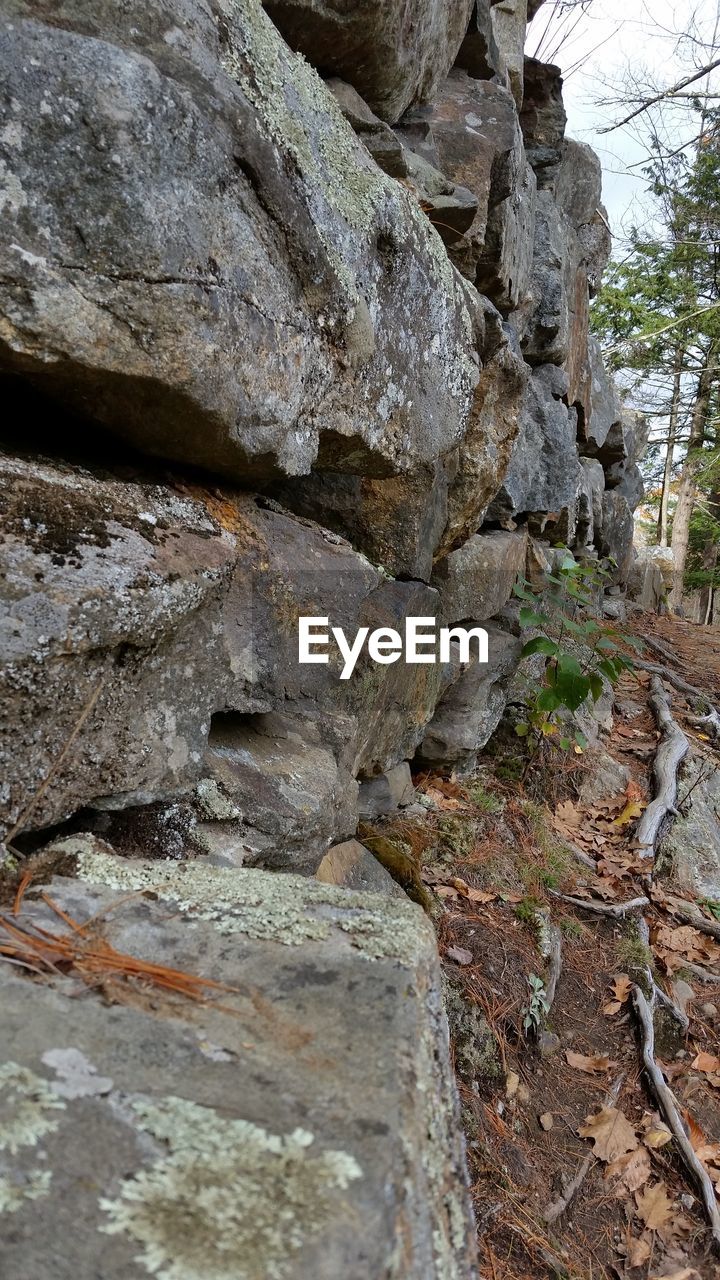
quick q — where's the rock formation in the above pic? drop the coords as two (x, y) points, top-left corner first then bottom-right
(0, 2), (645, 1275)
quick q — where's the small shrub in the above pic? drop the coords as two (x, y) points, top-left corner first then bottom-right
(514, 552), (641, 753)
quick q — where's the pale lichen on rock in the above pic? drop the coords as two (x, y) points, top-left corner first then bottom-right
(0, 1062), (65, 1157)
(74, 848), (434, 961)
(100, 1095), (362, 1280)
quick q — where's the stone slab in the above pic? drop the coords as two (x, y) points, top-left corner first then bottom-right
(0, 850), (478, 1279)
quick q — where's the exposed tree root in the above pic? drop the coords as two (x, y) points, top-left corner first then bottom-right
(538, 912), (563, 1013)
(682, 959), (720, 983)
(633, 985), (720, 1249)
(662, 900), (720, 943)
(635, 677), (689, 859)
(635, 916), (690, 1033)
(551, 892), (649, 918)
(542, 1074), (625, 1225)
(634, 657), (720, 724)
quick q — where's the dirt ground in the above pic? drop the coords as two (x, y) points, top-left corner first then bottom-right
(370, 612), (720, 1280)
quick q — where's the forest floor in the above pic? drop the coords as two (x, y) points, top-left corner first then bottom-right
(369, 612), (720, 1280)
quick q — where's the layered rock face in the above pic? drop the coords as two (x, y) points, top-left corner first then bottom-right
(0, 3), (643, 1273)
(0, 0), (640, 867)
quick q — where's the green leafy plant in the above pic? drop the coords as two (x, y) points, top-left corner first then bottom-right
(514, 553), (641, 753)
(522, 974), (550, 1036)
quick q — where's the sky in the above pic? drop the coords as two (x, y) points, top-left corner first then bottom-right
(527, 0), (720, 240)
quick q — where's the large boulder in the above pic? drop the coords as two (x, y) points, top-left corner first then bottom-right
(440, 315), (529, 553)
(417, 623), (522, 769)
(597, 490), (635, 581)
(0, 451), (445, 848)
(263, 0), (475, 124)
(432, 530), (528, 623)
(0, 854), (478, 1279)
(396, 74), (535, 310)
(275, 303), (527, 575)
(0, 450), (237, 841)
(0, 0), (481, 482)
(582, 337), (621, 452)
(574, 458), (605, 551)
(520, 57), (567, 186)
(486, 364), (582, 534)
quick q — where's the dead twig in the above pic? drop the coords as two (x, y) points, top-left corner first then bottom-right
(635, 677), (689, 859)
(542, 1074), (625, 1225)
(632, 985), (720, 1249)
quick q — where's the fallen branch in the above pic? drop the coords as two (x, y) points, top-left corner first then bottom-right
(635, 677), (689, 859)
(632, 985), (720, 1248)
(552, 892), (649, 919)
(542, 1074), (624, 1224)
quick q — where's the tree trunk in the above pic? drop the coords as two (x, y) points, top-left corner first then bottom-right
(669, 342), (719, 611)
(657, 347), (684, 547)
(698, 485), (720, 623)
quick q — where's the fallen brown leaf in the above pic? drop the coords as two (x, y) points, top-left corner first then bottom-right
(635, 1180), (674, 1230)
(627, 1232), (651, 1267)
(579, 1106), (638, 1162)
(606, 1145), (651, 1198)
(566, 1049), (617, 1075)
(466, 888), (497, 904)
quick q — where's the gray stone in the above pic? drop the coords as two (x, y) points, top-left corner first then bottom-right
(554, 140), (603, 233)
(578, 750), (630, 806)
(488, 0), (528, 106)
(327, 78), (480, 246)
(315, 840), (405, 897)
(538, 1030), (561, 1058)
(0, 451), (237, 839)
(0, 453), (447, 847)
(659, 754), (720, 900)
(520, 58), (567, 185)
(583, 338), (621, 452)
(432, 530), (528, 624)
(574, 458), (605, 551)
(597, 490), (635, 581)
(270, 455), (456, 581)
(615, 463), (645, 511)
(486, 364), (582, 533)
(273, 304), (525, 578)
(418, 623), (522, 769)
(602, 598), (627, 622)
(627, 552), (666, 613)
(358, 763), (415, 819)
(0, 1), (481, 482)
(201, 713), (358, 872)
(397, 75), (535, 309)
(521, 191), (574, 367)
(440, 314), (529, 553)
(264, 0), (475, 123)
(0, 856), (478, 1278)
(671, 979), (695, 1018)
